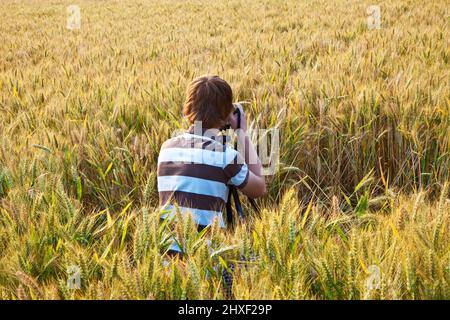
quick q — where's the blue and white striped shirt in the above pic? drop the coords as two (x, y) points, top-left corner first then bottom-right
(157, 128), (249, 231)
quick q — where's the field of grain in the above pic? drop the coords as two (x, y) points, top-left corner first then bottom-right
(0, 0), (449, 299)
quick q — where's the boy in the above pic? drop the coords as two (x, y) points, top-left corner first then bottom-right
(157, 75), (266, 253)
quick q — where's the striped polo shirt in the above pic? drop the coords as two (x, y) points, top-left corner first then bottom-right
(157, 126), (249, 229)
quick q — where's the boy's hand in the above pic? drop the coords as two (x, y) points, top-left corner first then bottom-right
(229, 103), (247, 131)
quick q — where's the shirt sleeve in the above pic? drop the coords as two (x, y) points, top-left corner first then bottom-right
(223, 149), (250, 189)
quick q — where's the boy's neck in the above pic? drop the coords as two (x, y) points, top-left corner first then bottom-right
(188, 124), (221, 137)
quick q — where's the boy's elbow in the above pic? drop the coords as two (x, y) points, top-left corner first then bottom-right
(260, 183), (267, 197)
(252, 180), (267, 198)
(241, 174), (266, 198)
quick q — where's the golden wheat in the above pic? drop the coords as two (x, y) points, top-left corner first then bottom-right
(0, 0), (449, 300)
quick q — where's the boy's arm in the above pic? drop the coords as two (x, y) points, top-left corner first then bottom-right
(237, 130), (263, 177)
(231, 103), (266, 198)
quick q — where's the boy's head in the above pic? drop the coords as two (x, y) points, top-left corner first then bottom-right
(183, 75), (234, 129)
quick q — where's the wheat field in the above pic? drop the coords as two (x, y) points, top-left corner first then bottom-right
(0, 0), (449, 299)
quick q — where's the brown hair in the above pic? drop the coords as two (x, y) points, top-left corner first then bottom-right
(183, 75), (234, 129)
